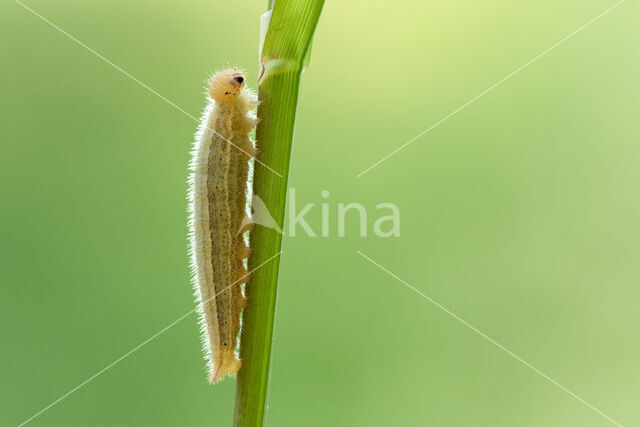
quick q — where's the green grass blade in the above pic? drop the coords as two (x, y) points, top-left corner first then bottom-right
(233, 1), (324, 426)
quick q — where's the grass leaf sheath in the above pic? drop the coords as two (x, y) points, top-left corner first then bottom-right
(233, 1), (324, 426)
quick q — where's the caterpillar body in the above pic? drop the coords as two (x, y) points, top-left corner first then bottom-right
(188, 69), (258, 383)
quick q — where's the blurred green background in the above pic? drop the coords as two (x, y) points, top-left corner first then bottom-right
(1, 0), (638, 426)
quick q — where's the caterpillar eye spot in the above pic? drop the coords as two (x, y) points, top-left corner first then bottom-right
(233, 76), (244, 84)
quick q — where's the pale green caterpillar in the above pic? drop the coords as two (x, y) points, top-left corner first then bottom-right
(188, 69), (258, 382)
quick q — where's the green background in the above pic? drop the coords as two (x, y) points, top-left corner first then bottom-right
(1, 0), (638, 426)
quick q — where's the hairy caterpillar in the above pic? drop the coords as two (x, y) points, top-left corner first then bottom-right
(188, 69), (258, 383)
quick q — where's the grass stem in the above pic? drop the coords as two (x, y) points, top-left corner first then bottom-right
(233, 1), (324, 426)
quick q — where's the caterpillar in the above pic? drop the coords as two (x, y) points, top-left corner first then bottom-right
(188, 68), (258, 383)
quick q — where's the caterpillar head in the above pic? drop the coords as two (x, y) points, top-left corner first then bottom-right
(209, 69), (245, 104)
